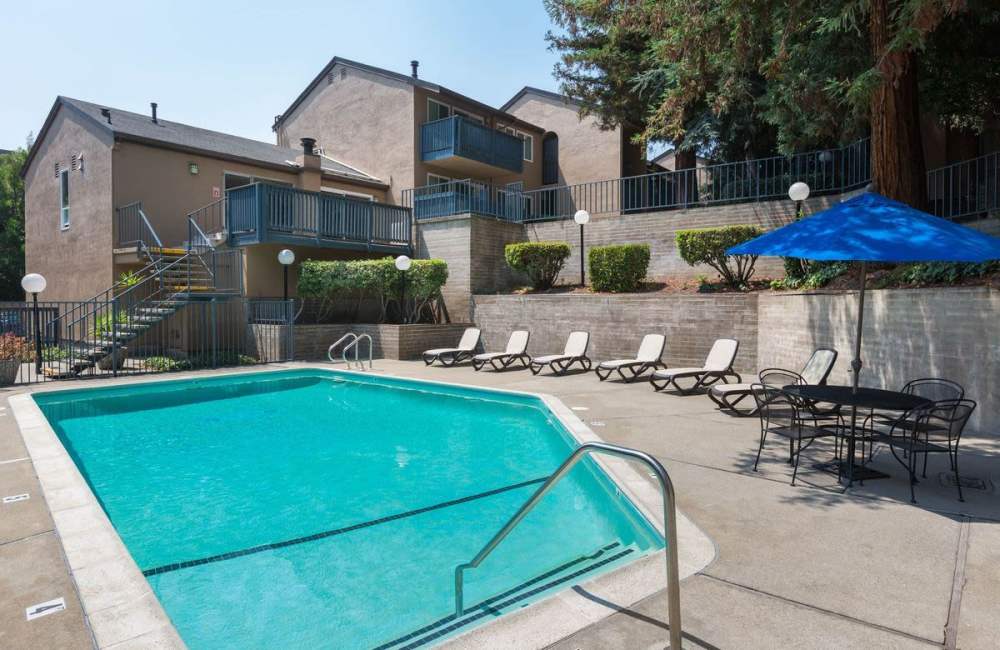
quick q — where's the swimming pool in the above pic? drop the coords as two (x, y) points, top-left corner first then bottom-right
(34, 369), (664, 648)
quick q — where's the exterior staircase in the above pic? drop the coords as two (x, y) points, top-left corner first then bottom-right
(44, 204), (243, 378)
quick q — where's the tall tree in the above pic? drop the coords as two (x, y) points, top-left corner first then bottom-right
(544, 0), (1000, 208)
(0, 146), (28, 299)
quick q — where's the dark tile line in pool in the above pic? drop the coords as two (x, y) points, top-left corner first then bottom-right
(371, 542), (623, 650)
(390, 547), (637, 649)
(141, 476), (549, 577)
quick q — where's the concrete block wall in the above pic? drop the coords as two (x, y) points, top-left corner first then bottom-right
(525, 195), (844, 283)
(289, 323), (473, 361)
(470, 287), (998, 435)
(756, 287), (999, 434)
(417, 214), (526, 321)
(472, 293), (759, 375)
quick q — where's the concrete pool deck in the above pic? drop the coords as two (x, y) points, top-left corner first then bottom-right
(2, 360), (998, 648)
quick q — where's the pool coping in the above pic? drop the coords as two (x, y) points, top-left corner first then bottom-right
(9, 364), (716, 649)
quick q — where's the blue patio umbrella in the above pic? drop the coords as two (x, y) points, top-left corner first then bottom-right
(727, 191), (1000, 391)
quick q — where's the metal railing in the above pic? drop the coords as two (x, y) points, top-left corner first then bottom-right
(224, 183), (412, 250)
(927, 150), (1000, 221)
(115, 201), (164, 249)
(421, 115), (524, 174)
(342, 333), (373, 370)
(404, 139), (871, 223)
(454, 441), (682, 650)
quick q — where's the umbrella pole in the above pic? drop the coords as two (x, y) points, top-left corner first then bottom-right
(846, 261), (867, 486)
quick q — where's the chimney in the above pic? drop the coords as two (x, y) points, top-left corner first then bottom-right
(295, 137), (322, 191)
(150, 102), (158, 124)
(100, 108), (112, 124)
(410, 60), (419, 79)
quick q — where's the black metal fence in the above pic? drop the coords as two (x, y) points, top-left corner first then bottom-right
(0, 299), (294, 386)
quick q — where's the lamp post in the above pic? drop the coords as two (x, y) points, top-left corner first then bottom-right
(788, 182), (810, 219)
(277, 249), (295, 302)
(573, 210), (590, 286)
(395, 255), (412, 324)
(21, 273), (46, 374)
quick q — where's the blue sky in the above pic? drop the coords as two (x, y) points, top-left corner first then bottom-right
(2, 0), (564, 150)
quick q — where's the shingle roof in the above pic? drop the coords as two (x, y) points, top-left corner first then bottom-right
(23, 96), (384, 185)
(274, 56), (543, 134)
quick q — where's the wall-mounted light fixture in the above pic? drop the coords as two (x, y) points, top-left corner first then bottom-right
(188, 162), (199, 175)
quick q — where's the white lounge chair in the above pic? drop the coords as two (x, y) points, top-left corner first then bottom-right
(472, 330), (531, 371)
(595, 334), (666, 382)
(529, 331), (592, 376)
(650, 338), (741, 394)
(708, 348), (838, 415)
(422, 328), (481, 366)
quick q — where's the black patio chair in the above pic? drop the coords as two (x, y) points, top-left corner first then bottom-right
(750, 381), (842, 486)
(869, 398), (976, 503)
(866, 377), (965, 460)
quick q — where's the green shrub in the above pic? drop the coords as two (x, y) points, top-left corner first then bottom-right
(143, 356), (192, 372)
(588, 244), (651, 293)
(876, 261), (999, 288)
(297, 257), (449, 323)
(504, 242), (571, 290)
(771, 261), (849, 290)
(676, 225), (762, 289)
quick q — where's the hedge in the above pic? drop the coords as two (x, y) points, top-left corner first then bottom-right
(588, 244), (650, 292)
(675, 225), (762, 289)
(297, 257), (448, 323)
(504, 241), (571, 290)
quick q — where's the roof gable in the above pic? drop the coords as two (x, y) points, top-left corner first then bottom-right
(22, 96), (383, 185)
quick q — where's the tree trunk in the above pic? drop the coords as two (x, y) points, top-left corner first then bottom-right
(869, 0), (927, 209)
(673, 147), (699, 206)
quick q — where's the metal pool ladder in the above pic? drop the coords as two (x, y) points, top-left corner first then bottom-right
(327, 333), (372, 369)
(453, 441), (683, 649)
(342, 333), (373, 370)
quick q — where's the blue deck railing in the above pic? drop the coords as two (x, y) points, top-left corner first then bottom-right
(421, 116), (524, 174)
(403, 139), (1000, 224)
(220, 183), (411, 252)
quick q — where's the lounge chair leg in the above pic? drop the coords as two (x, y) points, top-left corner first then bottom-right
(791, 437), (802, 486)
(954, 452), (964, 502)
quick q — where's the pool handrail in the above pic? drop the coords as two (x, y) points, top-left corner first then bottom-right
(453, 441), (682, 649)
(342, 333), (373, 370)
(328, 333), (358, 363)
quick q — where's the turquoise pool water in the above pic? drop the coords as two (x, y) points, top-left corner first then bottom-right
(35, 370), (662, 648)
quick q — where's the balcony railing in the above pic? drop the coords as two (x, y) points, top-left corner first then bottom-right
(927, 150), (1000, 221)
(403, 139), (1000, 225)
(220, 183), (412, 252)
(421, 116), (524, 174)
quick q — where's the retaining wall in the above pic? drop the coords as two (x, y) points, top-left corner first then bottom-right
(471, 287), (999, 434)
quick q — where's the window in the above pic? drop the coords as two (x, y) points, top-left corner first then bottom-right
(427, 173), (451, 186)
(542, 133), (559, 185)
(521, 133), (533, 162)
(427, 98), (451, 122)
(453, 108), (483, 123)
(59, 169), (70, 229)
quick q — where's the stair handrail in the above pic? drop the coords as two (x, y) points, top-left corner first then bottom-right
(327, 333), (358, 363)
(55, 252), (196, 333)
(342, 333), (373, 370)
(453, 441), (682, 650)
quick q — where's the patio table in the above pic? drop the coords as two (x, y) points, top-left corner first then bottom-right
(782, 385), (932, 485)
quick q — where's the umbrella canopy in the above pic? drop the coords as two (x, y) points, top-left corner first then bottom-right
(727, 191), (1000, 262)
(724, 192), (1000, 461)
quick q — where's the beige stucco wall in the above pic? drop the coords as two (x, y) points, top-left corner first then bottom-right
(112, 142), (386, 248)
(503, 94), (627, 187)
(112, 142), (301, 248)
(24, 108), (115, 301)
(276, 63), (415, 204)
